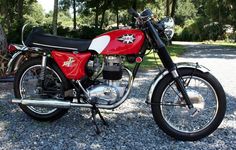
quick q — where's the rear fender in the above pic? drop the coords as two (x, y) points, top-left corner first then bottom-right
(146, 62), (209, 104)
(6, 51), (24, 74)
(6, 51), (40, 74)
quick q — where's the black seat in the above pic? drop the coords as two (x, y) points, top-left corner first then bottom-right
(25, 27), (92, 51)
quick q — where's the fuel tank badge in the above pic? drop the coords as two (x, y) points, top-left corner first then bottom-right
(63, 57), (75, 67)
(118, 34), (136, 44)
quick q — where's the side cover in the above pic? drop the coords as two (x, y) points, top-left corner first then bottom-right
(51, 51), (91, 80)
(88, 29), (145, 55)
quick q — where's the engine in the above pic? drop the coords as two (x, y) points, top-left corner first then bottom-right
(103, 56), (122, 80)
(86, 56), (128, 105)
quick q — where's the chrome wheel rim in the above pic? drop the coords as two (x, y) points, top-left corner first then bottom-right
(160, 76), (218, 133)
(19, 65), (63, 115)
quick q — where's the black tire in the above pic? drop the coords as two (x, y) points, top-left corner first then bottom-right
(151, 68), (226, 141)
(14, 57), (71, 121)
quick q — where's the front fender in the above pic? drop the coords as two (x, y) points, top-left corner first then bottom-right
(146, 62), (209, 104)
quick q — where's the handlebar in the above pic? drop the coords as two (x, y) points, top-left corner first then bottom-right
(128, 8), (139, 18)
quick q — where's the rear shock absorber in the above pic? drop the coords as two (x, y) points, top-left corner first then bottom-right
(40, 52), (47, 80)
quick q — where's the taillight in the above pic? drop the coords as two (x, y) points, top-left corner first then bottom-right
(7, 44), (17, 53)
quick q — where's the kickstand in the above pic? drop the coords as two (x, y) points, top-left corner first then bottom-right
(91, 105), (108, 134)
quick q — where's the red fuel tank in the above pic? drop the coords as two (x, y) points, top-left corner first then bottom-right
(88, 29), (145, 55)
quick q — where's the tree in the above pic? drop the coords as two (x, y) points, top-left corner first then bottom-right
(165, 0), (178, 17)
(170, 0), (177, 17)
(59, 0), (84, 30)
(0, 0), (37, 42)
(17, 0), (24, 32)
(0, 24), (7, 52)
(100, 0), (113, 29)
(82, 0), (115, 29)
(175, 0), (197, 25)
(72, 0), (77, 29)
(52, 0), (59, 35)
(0, 1), (17, 34)
(166, 0), (170, 16)
(24, 2), (44, 25)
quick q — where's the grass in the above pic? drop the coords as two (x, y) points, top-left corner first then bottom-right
(126, 44), (186, 70)
(202, 40), (236, 48)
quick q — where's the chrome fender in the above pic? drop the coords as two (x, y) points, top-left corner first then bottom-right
(6, 51), (24, 74)
(6, 48), (41, 74)
(146, 62), (209, 104)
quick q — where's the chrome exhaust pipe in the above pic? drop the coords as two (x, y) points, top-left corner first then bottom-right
(12, 67), (134, 109)
(12, 98), (93, 108)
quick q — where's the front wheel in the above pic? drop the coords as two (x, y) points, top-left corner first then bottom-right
(151, 68), (226, 141)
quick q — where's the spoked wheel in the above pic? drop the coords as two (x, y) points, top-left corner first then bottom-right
(14, 58), (71, 121)
(151, 68), (226, 141)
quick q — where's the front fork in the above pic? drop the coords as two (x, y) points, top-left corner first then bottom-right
(170, 70), (193, 109)
(158, 47), (194, 109)
(146, 20), (194, 109)
(158, 47), (193, 109)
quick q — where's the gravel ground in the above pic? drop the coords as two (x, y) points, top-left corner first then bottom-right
(0, 42), (236, 149)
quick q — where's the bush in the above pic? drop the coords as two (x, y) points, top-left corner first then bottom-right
(173, 25), (183, 41)
(26, 24), (108, 40)
(173, 17), (226, 42)
(203, 23), (224, 41)
(56, 25), (106, 39)
(173, 19), (199, 41)
(76, 26), (106, 39)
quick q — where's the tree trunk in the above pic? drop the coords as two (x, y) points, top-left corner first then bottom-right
(171, 0), (177, 17)
(218, 0), (222, 24)
(116, 7), (119, 29)
(132, 0), (137, 27)
(52, 0), (58, 35)
(95, 1), (99, 29)
(0, 24), (7, 52)
(100, 0), (112, 29)
(5, 1), (12, 35)
(17, 0), (24, 25)
(73, 0), (76, 30)
(17, 0), (24, 40)
(100, 9), (106, 29)
(166, 0), (170, 16)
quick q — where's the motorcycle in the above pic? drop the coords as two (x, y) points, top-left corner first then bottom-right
(11, 8), (226, 141)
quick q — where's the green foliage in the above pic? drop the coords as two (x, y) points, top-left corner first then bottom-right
(173, 25), (183, 40)
(24, 3), (44, 25)
(174, 0), (236, 42)
(204, 23), (224, 41)
(175, 0), (197, 25)
(0, 0), (236, 43)
(74, 26), (105, 39)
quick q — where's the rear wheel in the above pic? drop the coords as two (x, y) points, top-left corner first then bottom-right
(14, 58), (71, 121)
(151, 68), (226, 141)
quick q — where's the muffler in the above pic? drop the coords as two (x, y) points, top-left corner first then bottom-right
(12, 98), (93, 108)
